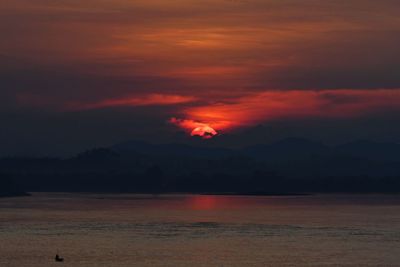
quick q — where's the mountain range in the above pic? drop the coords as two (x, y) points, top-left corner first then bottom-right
(2, 137), (400, 196)
(112, 138), (400, 162)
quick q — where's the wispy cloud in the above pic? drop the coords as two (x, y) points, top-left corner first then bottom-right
(171, 89), (400, 133)
(68, 94), (197, 110)
(16, 93), (196, 111)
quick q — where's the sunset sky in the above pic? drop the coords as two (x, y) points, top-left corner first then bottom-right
(1, 0), (400, 155)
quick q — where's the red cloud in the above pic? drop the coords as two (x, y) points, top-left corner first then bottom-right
(17, 93), (197, 111)
(70, 94), (196, 110)
(171, 89), (400, 133)
(27, 94), (195, 111)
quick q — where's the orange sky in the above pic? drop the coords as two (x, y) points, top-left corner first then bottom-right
(1, 0), (400, 147)
(169, 89), (400, 134)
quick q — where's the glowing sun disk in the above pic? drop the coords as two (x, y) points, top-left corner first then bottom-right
(191, 125), (218, 139)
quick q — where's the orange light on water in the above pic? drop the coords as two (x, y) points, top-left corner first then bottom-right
(188, 195), (218, 210)
(185, 195), (258, 210)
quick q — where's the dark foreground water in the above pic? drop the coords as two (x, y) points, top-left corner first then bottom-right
(1, 193), (400, 266)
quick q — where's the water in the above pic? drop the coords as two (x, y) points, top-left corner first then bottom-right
(1, 193), (400, 266)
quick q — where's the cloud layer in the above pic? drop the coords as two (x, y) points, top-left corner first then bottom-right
(173, 89), (400, 133)
(1, 0), (400, 154)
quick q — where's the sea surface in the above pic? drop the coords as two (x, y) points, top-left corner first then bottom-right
(0, 193), (400, 266)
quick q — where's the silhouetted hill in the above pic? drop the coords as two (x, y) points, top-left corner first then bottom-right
(242, 138), (329, 161)
(112, 140), (233, 158)
(0, 174), (30, 197)
(112, 138), (400, 162)
(111, 138), (400, 162)
(2, 138), (400, 194)
(336, 140), (400, 161)
(207, 125), (272, 147)
(73, 148), (120, 161)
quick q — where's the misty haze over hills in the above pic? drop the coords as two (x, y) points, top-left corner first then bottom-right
(112, 137), (400, 162)
(2, 137), (400, 197)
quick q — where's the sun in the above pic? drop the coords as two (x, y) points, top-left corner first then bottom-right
(169, 117), (220, 139)
(191, 125), (218, 139)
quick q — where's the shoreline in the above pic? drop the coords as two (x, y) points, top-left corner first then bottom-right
(0, 192), (31, 198)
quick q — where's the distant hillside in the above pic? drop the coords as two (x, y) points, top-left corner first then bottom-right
(336, 140), (400, 161)
(113, 137), (400, 162)
(112, 140), (233, 158)
(242, 138), (329, 161)
(1, 138), (400, 194)
(0, 176), (30, 197)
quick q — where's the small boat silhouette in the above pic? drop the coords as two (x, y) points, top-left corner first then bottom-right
(55, 254), (64, 262)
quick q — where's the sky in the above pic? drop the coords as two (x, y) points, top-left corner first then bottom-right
(1, 0), (400, 155)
